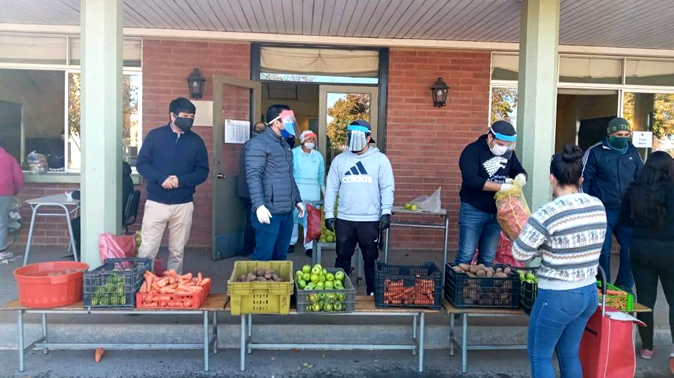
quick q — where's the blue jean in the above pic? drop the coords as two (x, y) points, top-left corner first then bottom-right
(528, 284), (597, 378)
(455, 202), (501, 266)
(600, 208), (634, 288)
(0, 196), (13, 250)
(251, 211), (294, 261)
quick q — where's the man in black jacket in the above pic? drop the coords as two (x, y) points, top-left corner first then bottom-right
(245, 105), (304, 261)
(238, 121), (267, 256)
(456, 121), (527, 266)
(582, 117), (643, 290)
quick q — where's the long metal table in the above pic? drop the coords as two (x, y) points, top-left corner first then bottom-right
(1, 294), (228, 373)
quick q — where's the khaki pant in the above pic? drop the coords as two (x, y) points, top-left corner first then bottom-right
(138, 200), (194, 274)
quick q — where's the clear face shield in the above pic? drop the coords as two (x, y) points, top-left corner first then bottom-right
(347, 125), (370, 152)
(270, 110), (299, 138)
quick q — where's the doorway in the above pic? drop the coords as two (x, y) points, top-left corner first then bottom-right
(555, 89), (619, 152)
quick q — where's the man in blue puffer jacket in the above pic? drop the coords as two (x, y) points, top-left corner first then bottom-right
(582, 117), (644, 291)
(245, 104), (305, 261)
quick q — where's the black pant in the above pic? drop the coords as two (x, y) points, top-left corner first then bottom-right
(335, 219), (379, 295)
(241, 197), (256, 256)
(631, 239), (674, 350)
(71, 216), (81, 254)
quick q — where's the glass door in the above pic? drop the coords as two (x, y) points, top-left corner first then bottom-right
(623, 92), (674, 157)
(318, 85), (378, 167)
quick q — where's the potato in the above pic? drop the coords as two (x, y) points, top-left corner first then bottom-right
(503, 267), (512, 275)
(493, 272), (508, 278)
(469, 265), (480, 274)
(452, 266), (465, 274)
(496, 267), (503, 273)
(265, 269), (275, 276)
(256, 276), (267, 282)
(476, 264), (485, 270)
(466, 272), (476, 278)
(264, 272), (272, 279)
(458, 263), (470, 271)
(476, 270), (486, 277)
(246, 273), (257, 282)
(486, 270), (494, 278)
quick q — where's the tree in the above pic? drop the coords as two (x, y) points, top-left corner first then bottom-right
(326, 94), (370, 151)
(491, 88), (518, 124)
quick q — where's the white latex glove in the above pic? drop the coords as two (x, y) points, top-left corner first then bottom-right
(296, 202), (306, 218)
(256, 205), (272, 224)
(514, 174), (527, 187)
(320, 186), (326, 198)
(504, 178), (514, 184)
(500, 183), (513, 192)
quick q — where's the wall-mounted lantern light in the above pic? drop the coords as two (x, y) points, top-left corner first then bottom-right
(187, 68), (206, 100)
(431, 77), (450, 107)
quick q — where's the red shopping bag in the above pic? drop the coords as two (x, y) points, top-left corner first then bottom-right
(305, 204), (322, 243)
(471, 232), (523, 267)
(579, 268), (644, 378)
(98, 232), (136, 262)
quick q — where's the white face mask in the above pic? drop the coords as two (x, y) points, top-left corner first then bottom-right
(304, 142), (315, 150)
(490, 143), (509, 156)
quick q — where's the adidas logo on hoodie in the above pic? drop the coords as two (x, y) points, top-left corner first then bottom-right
(342, 162), (373, 183)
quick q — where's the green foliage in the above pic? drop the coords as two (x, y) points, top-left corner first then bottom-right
(491, 87), (518, 124)
(326, 94), (370, 151)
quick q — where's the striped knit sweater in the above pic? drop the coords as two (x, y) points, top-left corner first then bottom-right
(513, 193), (607, 290)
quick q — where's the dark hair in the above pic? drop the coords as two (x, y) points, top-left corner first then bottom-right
(266, 104), (290, 124)
(253, 121), (267, 134)
(550, 144), (585, 187)
(169, 97), (196, 116)
(628, 151), (674, 228)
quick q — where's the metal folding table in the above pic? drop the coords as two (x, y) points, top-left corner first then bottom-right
(1, 294), (228, 373)
(23, 193), (80, 265)
(233, 295), (438, 373)
(384, 206), (450, 282)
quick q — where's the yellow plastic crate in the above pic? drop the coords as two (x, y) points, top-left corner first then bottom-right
(227, 261), (294, 315)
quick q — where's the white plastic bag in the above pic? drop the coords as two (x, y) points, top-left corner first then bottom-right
(410, 187), (442, 213)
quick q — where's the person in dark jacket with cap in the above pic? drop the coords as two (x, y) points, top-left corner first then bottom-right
(245, 104), (304, 261)
(582, 117), (643, 291)
(455, 120), (527, 266)
(238, 121), (267, 256)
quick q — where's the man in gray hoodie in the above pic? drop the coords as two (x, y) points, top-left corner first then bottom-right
(324, 120), (395, 295)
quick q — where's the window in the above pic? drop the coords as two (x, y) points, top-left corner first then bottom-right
(626, 59), (674, 86)
(491, 53), (519, 81)
(0, 69), (65, 166)
(559, 56), (622, 84)
(67, 73), (141, 169)
(490, 87), (518, 125)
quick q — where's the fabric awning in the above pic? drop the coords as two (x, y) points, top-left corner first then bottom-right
(260, 47), (379, 77)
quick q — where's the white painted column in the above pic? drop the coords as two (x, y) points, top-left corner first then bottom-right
(80, 0), (123, 267)
(516, 0), (560, 210)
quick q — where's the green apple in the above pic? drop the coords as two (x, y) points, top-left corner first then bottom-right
(326, 273), (335, 282)
(322, 269), (328, 276)
(325, 281), (334, 290)
(310, 274), (320, 283)
(335, 293), (345, 302)
(302, 265), (312, 274)
(327, 293), (336, 301)
(324, 303), (334, 312)
(334, 281), (344, 290)
(334, 303), (344, 311)
(313, 263), (323, 272)
(298, 279), (307, 289)
(319, 275), (326, 283)
(311, 303), (321, 312)
(316, 282), (325, 290)
(305, 282), (315, 290)
(334, 271), (345, 281)
(410, 204), (418, 211)
(308, 294), (318, 304)
(311, 266), (322, 275)
(302, 273), (311, 282)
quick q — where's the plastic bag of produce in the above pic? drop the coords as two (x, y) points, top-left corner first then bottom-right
(305, 204), (322, 243)
(26, 151), (48, 174)
(494, 183), (530, 240)
(98, 233), (136, 262)
(410, 187), (442, 213)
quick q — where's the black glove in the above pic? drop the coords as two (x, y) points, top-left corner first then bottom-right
(325, 218), (336, 233)
(379, 214), (391, 231)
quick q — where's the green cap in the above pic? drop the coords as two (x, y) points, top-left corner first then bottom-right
(607, 117), (631, 134)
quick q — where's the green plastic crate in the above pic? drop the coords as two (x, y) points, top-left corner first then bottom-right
(227, 261), (294, 315)
(597, 281), (634, 312)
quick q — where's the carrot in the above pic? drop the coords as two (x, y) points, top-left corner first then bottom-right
(160, 286), (177, 294)
(151, 282), (160, 293)
(95, 347), (104, 362)
(606, 289), (627, 296)
(165, 269), (178, 278)
(199, 278), (211, 287)
(197, 272), (203, 285)
(181, 273), (193, 281)
(157, 277), (170, 288)
(139, 281), (148, 294)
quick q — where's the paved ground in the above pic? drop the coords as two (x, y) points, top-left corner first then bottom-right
(1, 347), (674, 378)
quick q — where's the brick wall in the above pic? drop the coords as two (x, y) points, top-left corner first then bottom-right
(141, 39), (251, 247)
(386, 49), (491, 252)
(15, 39), (250, 248)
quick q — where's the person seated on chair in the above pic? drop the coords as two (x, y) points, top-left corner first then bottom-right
(71, 161), (134, 254)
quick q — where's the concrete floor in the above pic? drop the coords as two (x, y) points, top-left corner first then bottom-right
(1, 244), (673, 377)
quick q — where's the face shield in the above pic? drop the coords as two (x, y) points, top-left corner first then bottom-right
(270, 110), (299, 138)
(347, 125), (370, 152)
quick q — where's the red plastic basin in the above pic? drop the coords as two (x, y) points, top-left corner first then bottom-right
(14, 261), (89, 308)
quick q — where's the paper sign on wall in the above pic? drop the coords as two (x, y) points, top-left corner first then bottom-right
(632, 131), (653, 148)
(224, 119), (250, 144)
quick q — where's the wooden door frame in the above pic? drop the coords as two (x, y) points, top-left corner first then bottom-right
(211, 75), (261, 258)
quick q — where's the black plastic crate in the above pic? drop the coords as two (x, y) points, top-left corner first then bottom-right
(515, 268), (538, 314)
(83, 258), (152, 308)
(444, 264), (520, 309)
(374, 262), (442, 309)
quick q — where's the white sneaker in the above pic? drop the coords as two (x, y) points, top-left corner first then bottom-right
(0, 252), (14, 260)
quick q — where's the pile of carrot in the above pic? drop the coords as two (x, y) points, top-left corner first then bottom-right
(137, 269), (210, 308)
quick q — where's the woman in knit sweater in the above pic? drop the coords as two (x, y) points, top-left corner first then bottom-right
(618, 151), (674, 370)
(513, 144), (607, 378)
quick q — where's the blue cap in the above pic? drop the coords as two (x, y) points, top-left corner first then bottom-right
(347, 120), (375, 143)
